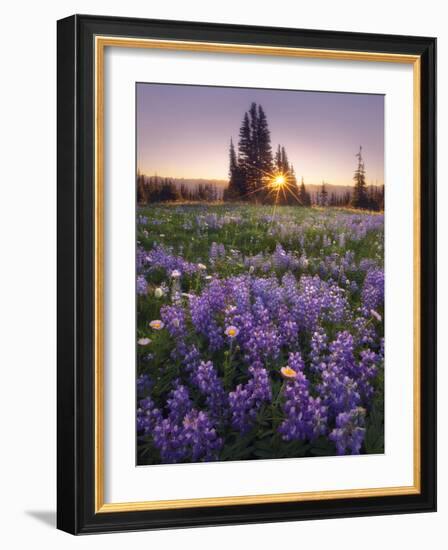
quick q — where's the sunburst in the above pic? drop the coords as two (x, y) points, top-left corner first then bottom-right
(234, 162), (304, 213)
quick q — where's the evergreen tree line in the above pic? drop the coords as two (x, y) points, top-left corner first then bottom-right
(224, 102), (300, 205)
(224, 103), (384, 211)
(350, 146), (384, 210)
(137, 175), (220, 204)
(312, 179), (383, 210)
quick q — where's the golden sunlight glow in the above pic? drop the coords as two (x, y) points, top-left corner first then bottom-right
(272, 174), (286, 187)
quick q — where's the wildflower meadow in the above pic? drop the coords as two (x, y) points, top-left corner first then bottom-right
(136, 204), (384, 464)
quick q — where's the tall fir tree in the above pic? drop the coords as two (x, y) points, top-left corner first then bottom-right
(227, 139), (238, 197)
(256, 104), (274, 189)
(225, 138), (245, 200)
(298, 176), (309, 206)
(285, 164), (299, 205)
(280, 146), (289, 173)
(246, 102), (260, 197)
(352, 146), (368, 209)
(137, 171), (147, 204)
(274, 145), (282, 173)
(275, 145), (290, 174)
(289, 164), (298, 187)
(237, 111), (252, 198)
(234, 102), (275, 201)
(229, 138), (238, 177)
(319, 181), (328, 206)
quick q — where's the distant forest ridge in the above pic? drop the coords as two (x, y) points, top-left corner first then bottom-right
(137, 174), (383, 201)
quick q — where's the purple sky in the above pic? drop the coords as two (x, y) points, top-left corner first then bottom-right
(136, 83), (384, 186)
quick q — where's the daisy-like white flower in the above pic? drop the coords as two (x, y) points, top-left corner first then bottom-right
(154, 287), (164, 298)
(137, 337), (151, 346)
(225, 325), (239, 338)
(370, 309), (382, 322)
(280, 366), (298, 379)
(171, 269), (181, 279)
(205, 275), (212, 281)
(197, 263), (207, 271)
(149, 320), (164, 330)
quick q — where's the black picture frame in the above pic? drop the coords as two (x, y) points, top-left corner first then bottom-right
(57, 14), (436, 534)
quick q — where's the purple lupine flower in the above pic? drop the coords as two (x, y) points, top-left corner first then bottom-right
(137, 373), (152, 398)
(359, 258), (380, 273)
(146, 245), (199, 277)
(277, 306), (299, 346)
(136, 275), (148, 296)
(353, 315), (376, 347)
(152, 417), (188, 463)
(182, 409), (223, 461)
(357, 349), (379, 403)
(160, 304), (187, 339)
(189, 278), (230, 351)
(136, 245), (147, 273)
(317, 331), (361, 419)
(309, 327), (328, 373)
(160, 304), (182, 328)
(229, 365), (272, 433)
(192, 361), (228, 420)
(278, 352), (327, 442)
(273, 243), (288, 270)
(242, 298), (281, 363)
(287, 351), (305, 373)
(166, 380), (192, 423)
(182, 344), (202, 373)
(136, 396), (162, 436)
(329, 407), (366, 455)
(137, 214), (148, 225)
(209, 242), (226, 264)
(361, 268), (384, 314)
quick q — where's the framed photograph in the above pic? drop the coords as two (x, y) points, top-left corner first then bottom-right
(57, 14), (436, 534)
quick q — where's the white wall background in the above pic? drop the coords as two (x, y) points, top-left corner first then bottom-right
(0, 0), (444, 547)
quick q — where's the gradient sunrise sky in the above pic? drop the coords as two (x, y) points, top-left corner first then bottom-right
(136, 83), (384, 186)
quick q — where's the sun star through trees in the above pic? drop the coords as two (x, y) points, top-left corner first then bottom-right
(272, 174), (286, 188)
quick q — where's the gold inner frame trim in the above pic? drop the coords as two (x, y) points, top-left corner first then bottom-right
(94, 35), (421, 513)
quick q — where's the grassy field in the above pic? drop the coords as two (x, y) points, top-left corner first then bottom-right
(136, 203), (384, 464)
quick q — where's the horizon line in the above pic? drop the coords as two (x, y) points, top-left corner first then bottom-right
(137, 172), (385, 187)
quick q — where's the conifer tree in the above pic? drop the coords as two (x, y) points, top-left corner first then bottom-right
(280, 147), (289, 173)
(137, 172), (147, 204)
(245, 102), (260, 197)
(256, 105), (274, 183)
(225, 139), (243, 200)
(229, 138), (238, 177)
(352, 146), (368, 209)
(298, 177), (310, 206)
(237, 112), (252, 198)
(235, 103), (274, 201)
(289, 165), (297, 187)
(275, 145), (282, 173)
(286, 164), (299, 205)
(319, 181), (328, 206)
